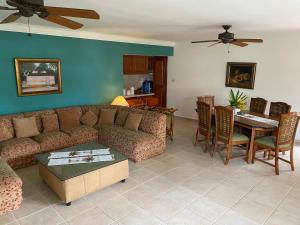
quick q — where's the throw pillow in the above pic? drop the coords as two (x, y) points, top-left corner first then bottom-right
(42, 114), (59, 132)
(57, 109), (81, 130)
(98, 109), (117, 125)
(115, 111), (129, 126)
(80, 111), (98, 127)
(0, 119), (14, 142)
(13, 117), (40, 138)
(124, 113), (143, 131)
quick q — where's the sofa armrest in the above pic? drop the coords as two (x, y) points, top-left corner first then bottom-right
(0, 157), (23, 213)
(139, 111), (167, 142)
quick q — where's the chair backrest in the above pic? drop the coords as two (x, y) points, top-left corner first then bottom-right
(276, 112), (300, 147)
(215, 106), (234, 143)
(269, 102), (291, 117)
(250, 97), (267, 114)
(196, 101), (212, 136)
(197, 96), (214, 107)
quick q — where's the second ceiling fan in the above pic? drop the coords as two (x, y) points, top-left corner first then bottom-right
(192, 25), (263, 47)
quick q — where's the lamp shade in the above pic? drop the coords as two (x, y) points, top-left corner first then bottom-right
(111, 96), (129, 107)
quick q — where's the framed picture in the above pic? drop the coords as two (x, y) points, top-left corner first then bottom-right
(225, 62), (256, 89)
(14, 58), (62, 96)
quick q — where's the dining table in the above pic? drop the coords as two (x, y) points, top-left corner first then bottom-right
(195, 107), (279, 163)
(233, 112), (279, 163)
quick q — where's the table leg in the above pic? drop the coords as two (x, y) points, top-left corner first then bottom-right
(247, 129), (256, 164)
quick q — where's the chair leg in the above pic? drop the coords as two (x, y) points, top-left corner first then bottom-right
(290, 147), (295, 171)
(194, 128), (199, 146)
(252, 143), (257, 164)
(212, 138), (218, 157)
(275, 149), (279, 175)
(263, 151), (267, 158)
(224, 144), (232, 165)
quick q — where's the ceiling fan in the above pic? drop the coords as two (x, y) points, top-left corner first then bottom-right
(191, 25), (263, 47)
(0, 0), (100, 30)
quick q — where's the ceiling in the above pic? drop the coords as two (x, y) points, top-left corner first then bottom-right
(1, 0), (300, 42)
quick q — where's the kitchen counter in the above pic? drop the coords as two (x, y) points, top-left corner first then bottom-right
(124, 93), (154, 99)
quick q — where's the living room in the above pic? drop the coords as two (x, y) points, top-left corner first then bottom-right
(0, 1), (300, 225)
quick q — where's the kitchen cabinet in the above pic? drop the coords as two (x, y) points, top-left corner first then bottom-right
(123, 55), (149, 75)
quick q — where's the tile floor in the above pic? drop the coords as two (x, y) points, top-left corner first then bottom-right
(1, 117), (300, 225)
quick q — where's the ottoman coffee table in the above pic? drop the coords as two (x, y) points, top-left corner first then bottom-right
(36, 143), (129, 205)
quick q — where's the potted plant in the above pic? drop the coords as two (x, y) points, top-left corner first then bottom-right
(228, 89), (247, 114)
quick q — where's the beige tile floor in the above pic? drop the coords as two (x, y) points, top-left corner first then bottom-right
(1, 117), (300, 225)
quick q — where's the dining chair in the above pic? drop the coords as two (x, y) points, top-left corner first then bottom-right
(194, 101), (214, 152)
(197, 95), (215, 107)
(250, 97), (267, 114)
(253, 112), (299, 175)
(213, 106), (250, 165)
(269, 102), (291, 117)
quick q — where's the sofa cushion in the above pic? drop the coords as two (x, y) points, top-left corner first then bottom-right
(98, 109), (117, 125)
(115, 111), (129, 126)
(0, 138), (40, 163)
(124, 113), (143, 131)
(0, 157), (22, 213)
(42, 114), (59, 132)
(24, 109), (56, 132)
(57, 108), (82, 130)
(0, 119), (14, 142)
(80, 111), (98, 127)
(62, 125), (98, 145)
(33, 131), (72, 152)
(12, 117), (40, 138)
(0, 114), (24, 137)
(99, 125), (165, 162)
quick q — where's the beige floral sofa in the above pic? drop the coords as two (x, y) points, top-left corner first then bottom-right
(0, 104), (166, 213)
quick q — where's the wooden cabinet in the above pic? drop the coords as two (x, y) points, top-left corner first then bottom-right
(123, 55), (149, 74)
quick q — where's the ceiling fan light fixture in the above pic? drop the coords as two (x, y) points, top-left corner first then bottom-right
(191, 25), (263, 48)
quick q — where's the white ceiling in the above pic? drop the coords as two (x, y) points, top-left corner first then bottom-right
(1, 0), (300, 42)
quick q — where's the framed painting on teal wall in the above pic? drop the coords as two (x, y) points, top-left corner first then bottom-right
(14, 58), (62, 96)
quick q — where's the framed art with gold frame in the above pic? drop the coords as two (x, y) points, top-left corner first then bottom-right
(15, 58), (62, 96)
(225, 62), (256, 89)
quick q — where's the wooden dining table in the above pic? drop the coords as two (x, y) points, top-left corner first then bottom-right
(234, 112), (278, 163)
(195, 108), (279, 163)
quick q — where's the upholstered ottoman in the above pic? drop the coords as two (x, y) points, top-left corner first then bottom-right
(0, 157), (22, 214)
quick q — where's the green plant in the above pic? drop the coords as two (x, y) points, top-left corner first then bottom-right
(228, 89), (247, 109)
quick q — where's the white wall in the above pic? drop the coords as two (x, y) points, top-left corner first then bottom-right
(168, 32), (300, 139)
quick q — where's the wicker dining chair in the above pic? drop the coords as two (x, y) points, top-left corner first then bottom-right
(250, 97), (267, 114)
(213, 106), (250, 165)
(269, 102), (291, 117)
(197, 96), (215, 107)
(253, 112), (299, 175)
(194, 101), (214, 152)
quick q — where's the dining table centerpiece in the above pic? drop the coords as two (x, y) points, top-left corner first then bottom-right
(228, 89), (247, 114)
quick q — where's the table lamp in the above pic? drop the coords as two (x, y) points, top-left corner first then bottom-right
(111, 96), (129, 107)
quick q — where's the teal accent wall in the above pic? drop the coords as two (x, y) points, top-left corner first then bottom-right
(0, 30), (173, 115)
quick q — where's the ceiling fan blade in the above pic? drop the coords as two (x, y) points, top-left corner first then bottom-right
(41, 15), (83, 29)
(0, 6), (17, 10)
(208, 41), (222, 47)
(230, 40), (248, 47)
(191, 40), (219, 44)
(45, 6), (100, 19)
(0, 12), (21, 24)
(234, 38), (263, 43)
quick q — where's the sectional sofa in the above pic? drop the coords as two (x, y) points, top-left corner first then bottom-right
(0, 104), (167, 213)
